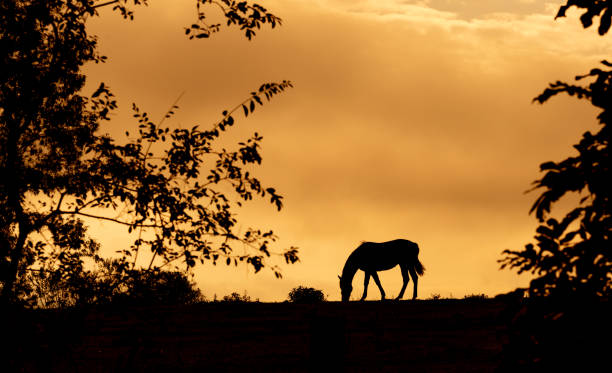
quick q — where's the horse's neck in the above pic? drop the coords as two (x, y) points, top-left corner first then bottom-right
(341, 256), (359, 281)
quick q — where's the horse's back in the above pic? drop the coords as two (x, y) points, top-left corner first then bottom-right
(369, 239), (418, 254)
(352, 239), (418, 271)
(383, 239), (418, 250)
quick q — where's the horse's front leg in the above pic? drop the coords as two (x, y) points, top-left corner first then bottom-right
(361, 272), (371, 301)
(371, 272), (386, 300)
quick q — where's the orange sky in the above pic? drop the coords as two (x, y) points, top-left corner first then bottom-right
(83, 0), (611, 301)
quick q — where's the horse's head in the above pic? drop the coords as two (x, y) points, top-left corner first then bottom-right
(338, 275), (352, 302)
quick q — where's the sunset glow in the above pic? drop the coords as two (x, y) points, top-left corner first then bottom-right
(83, 0), (611, 301)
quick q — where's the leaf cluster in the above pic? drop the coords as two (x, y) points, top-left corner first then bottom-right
(76, 80), (297, 277)
(556, 0), (612, 35)
(185, 0), (282, 40)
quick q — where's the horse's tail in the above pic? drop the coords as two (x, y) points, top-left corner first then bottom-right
(414, 256), (425, 276)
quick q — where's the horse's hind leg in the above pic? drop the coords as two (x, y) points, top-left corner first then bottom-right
(371, 272), (386, 300)
(361, 272), (370, 301)
(409, 267), (418, 300)
(396, 264), (410, 300)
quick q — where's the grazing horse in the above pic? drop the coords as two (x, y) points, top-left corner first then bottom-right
(338, 239), (425, 302)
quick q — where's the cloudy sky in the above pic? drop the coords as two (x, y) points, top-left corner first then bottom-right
(84, 0), (610, 301)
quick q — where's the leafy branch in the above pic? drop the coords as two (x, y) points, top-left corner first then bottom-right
(66, 81), (297, 274)
(186, 0), (283, 40)
(556, 0), (612, 35)
(499, 61), (611, 297)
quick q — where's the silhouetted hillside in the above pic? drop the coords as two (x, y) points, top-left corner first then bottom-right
(4, 299), (511, 372)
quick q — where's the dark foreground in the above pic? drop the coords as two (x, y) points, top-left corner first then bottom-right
(6, 299), (511, 372)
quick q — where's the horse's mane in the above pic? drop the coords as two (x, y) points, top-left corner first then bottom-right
(354, 241), (369, 252)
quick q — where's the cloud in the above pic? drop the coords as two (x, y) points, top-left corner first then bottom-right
(423, 0), (552, 19)
(319, 0), (554, 19)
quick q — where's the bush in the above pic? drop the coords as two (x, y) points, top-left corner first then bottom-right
(220, 291), (253, 303)
(22, 258), (204, 308)
(288, 286), (325, 303)
(112, 269), (204, 306)
(464, 293), (488, 300)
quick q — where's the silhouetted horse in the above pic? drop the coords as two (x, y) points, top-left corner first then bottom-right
(338, 239), (425, 302)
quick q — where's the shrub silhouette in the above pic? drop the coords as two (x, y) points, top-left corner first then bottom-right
(464, 293), (488, 300)
(22, 258), (204, 308)
(288, 286), (325, 303)
(221, 292), (253, 303)
(110, 269), (204, 306)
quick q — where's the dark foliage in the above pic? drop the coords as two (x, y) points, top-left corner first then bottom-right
(108, 266), (204, 306)
(498, 2), (611, 371)
(288, 286), (325, 303)
(499, 6), (611, 299)
(0, 0), (299, 305)
(220, 291), (253, 302)
(499, 61), (611, 297)
(185, 0), (283, 40)
(20, 258), (204, 308)
(463, 293), (488, 300)
(555, 0), (612, 35)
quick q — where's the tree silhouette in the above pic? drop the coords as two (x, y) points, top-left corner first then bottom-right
(499, 1), (611, 298)
(498, 2), (611, 370)
(0, 0), (298, 305)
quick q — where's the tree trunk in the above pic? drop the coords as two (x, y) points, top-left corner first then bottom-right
(0, 228), (26, 304)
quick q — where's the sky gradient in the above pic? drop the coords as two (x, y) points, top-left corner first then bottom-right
(84, 0), (611, 301)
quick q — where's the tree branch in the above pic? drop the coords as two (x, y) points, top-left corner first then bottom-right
(58, 210), (159, 228)
(93, 0), (120, 9)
